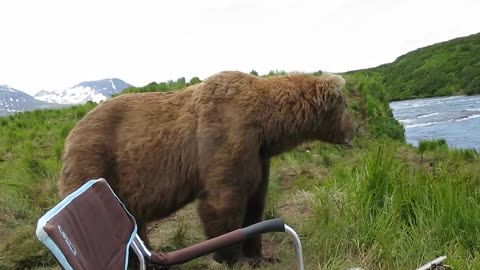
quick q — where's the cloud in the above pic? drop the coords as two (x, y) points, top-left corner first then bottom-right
(1, 0), (479, 95)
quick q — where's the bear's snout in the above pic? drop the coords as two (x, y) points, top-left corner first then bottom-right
(334, 112), (357, 146)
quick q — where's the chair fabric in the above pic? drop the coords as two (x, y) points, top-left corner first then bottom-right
(36, 178), (138, 270)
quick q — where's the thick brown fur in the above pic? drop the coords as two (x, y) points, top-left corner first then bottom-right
(58, 70), (356, 267)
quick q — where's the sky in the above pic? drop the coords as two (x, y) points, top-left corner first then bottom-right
(1, 0), (480, 96)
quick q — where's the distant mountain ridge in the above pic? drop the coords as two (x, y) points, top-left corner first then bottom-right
(0, 78), (132, 116)
(34, 78), (132, 104)
(0, 85), (59, 116)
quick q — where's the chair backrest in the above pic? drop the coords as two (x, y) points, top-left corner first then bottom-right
(36, 178), (138, 270)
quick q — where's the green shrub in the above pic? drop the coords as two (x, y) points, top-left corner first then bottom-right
(418, 139), (448, 161)
(465, 77), (480, 95)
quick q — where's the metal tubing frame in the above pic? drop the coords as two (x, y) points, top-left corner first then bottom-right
(130, 224), (305, 270)
(134, 234), (152, 257)
(285, 224), (305, 270)
(130, 240), (146, 270)
(415, 256), (448, 270)
(129, 222), (448, 270)
(130, 234), (153, 270)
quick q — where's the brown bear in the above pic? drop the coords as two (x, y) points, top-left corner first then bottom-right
(58, 70), (356, 267)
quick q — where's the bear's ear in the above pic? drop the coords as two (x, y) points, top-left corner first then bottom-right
(313, 74), (346, 111)
(315, 73), (346, 97)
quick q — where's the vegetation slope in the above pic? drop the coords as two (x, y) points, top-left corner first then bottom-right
(349, 32), (480, 100)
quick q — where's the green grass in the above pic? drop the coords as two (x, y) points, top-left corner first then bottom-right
(0, 103), (97, 269)
(306, 141), (480, 269)
(204, 138), (480, 270)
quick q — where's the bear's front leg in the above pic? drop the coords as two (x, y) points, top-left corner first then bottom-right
(242, 157), (270, 258)
(241, 157), (281, 267)
(198, 186), (247, 266)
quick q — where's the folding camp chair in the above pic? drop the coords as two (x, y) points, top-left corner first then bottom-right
(36, 178), (305, 270)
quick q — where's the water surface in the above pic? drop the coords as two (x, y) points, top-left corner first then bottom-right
(389, 95), (480, 150)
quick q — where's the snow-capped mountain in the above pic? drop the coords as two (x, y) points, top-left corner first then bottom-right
(34, 78), (132, 105)
(0, 85), (58, 116)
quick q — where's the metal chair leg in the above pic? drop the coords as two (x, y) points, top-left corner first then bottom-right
(285, 225), (305, 270)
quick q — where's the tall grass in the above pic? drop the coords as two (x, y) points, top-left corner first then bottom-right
(0, 103), (97, 268)
(302, 142), (480, 269)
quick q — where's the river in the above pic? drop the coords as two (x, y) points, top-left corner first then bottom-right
(389, 95), (480, 150)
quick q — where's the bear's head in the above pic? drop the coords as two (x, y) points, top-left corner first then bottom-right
(324, 92), (357, 146)
(306, 74), (357, 146)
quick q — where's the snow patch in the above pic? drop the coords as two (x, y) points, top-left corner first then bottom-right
(35, 85), (108, 104)
(110, 80), (117, 91)
(32, 78), (130, 105)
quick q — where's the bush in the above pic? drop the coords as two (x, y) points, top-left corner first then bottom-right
(418, 139), (448, 161)
(465, 77), (480, 95)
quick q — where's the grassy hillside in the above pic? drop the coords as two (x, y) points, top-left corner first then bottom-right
(350, 32), (480, 100)
(0, 102), (98, 269)
(0, 70), (479, 269)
